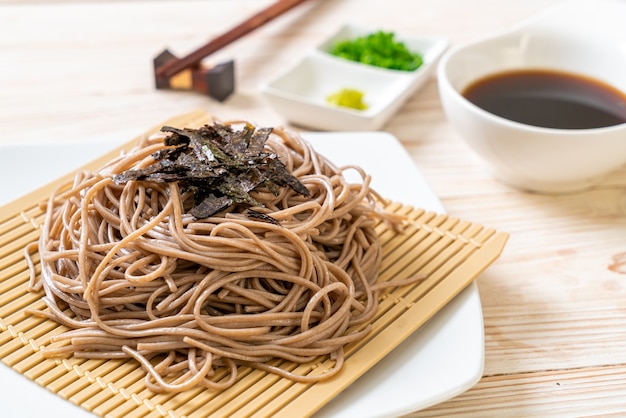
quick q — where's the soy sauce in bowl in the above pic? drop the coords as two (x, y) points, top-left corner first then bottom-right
(462, 69), (626, 129)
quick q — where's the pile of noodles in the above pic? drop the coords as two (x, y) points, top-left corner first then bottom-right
(26, 120), (411, 393)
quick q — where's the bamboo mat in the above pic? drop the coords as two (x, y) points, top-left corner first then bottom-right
(0, 110), (508, 418)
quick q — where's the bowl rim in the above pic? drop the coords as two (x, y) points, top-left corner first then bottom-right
(437, 38), (626, 136)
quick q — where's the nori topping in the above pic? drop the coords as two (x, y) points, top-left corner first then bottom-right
(247, 209), (280, 225)
(113, 123), (310, 219)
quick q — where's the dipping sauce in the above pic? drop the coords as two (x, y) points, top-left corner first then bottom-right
(462, 69), (626, 129)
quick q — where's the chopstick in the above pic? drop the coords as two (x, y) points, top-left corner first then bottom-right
(155, 0), (309, 78)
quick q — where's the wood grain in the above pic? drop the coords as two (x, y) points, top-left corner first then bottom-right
(2, 0), (626, 416)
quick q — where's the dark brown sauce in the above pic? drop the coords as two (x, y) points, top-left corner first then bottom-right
(462, 69), (626, 129)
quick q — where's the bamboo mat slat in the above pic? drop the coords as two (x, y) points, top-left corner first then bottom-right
(0, 111), (507, 418)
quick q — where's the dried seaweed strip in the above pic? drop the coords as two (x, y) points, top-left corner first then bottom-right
(113, 122), (310, 219)
(247, 209), (280, 225)
(264, 157), (311, 196)
(191, 195), (232, 219)
(247, 127), (273, 156)
(218, 123), (254, 155)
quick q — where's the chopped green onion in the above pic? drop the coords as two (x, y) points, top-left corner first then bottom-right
(329, 31), (423, 71)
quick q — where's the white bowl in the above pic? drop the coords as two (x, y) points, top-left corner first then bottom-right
(437, 0), (626, 193)
(261, 23), (448, 131)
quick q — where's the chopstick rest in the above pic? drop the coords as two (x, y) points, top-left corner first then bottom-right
(153, 0), (309, 101)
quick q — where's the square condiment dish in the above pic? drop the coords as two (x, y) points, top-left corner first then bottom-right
(260, 23), (448, 131)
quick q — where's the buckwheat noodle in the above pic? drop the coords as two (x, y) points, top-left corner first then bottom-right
(26, 119), (415, 393)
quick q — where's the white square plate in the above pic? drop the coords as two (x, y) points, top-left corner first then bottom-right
(260, 24), (448, 131)
(0, 132), (483, 417)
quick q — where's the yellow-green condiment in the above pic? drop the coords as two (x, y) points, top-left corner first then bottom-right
(326, 88), (368, 111)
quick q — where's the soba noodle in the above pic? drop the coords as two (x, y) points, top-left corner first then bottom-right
(26, 119), (412, 393)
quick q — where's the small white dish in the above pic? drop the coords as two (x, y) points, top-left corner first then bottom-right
(438, 0), (626, 193)
(261, 23), (448, 131)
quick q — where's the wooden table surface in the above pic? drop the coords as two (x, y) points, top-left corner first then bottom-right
(2, 0), (626, 416)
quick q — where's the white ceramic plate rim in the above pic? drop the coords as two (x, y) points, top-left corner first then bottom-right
(0, 132), (483, 417)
